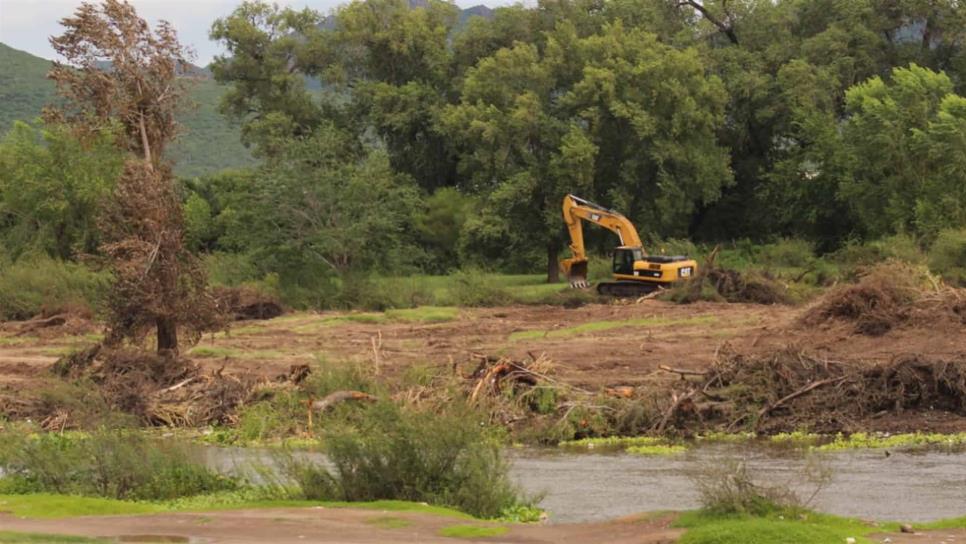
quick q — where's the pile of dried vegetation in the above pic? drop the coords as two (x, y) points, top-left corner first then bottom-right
(652, 348), (966, 434)
(48, 345), (258, 427)
(802, 262), (966, 335)
(664, 247), (792, 305)
(213, 286), (284, 321)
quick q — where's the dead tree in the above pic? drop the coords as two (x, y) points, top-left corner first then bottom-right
(47, 0), (221, 354)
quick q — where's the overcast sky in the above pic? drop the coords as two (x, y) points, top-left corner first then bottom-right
(0, 0), (517, 65)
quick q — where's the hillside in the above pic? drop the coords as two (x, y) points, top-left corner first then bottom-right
(0, 43), (254, 178)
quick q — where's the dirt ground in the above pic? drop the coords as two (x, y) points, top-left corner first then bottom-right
(0, 507), (682, 544)
(3, 507), (959, 544)
(0, 298), (963, 396)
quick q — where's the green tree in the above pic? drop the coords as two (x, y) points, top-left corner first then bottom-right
(0, 122), (123, 260)
(442, 26), (596, 280)
(566, 22), (733, 236)
(233, 125), (421, 303)
(841, 64), (957, 237)
(209, 2), (327, 158)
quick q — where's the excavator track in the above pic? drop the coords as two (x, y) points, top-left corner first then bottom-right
(596, 281), (662, 298)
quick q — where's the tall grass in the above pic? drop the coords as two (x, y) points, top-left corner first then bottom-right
(0, 427), (238, 500)
(0, 254), (109, 320)
(928, 228), (966, 286)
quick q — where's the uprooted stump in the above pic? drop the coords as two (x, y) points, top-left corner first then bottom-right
(213, 286), (284, 321)
(803, 263), (966, 336)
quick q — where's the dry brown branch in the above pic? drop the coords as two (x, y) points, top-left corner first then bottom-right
(653, 388), (698, 433)
(754, 376), (847, 428)
(659, 365), (708, 377)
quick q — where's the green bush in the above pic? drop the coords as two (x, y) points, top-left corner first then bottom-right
(279, 402), (528, 518)
(0, 254), (109, 320)
(204, 252), (262, 287)
(756, 239), (815, 268)
(832, 233), (925, 268)
(929, 228), (966, 285)
(0, 428), (238, 500)
(442, 269), (513, 307)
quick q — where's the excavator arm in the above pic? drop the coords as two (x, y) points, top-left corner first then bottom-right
(560, 194), (644, 287)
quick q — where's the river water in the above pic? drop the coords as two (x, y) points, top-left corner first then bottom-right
(205, 444), (966, 524)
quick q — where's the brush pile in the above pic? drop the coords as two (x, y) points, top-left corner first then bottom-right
(657, 348), (966, 434)
(667, 247), (791, 305)
(213, 286), (284, 321)
(50, 345), (259, 426)
(803, 262), (966, 335)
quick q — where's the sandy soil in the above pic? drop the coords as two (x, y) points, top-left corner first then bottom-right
(0, 507), (682, 544)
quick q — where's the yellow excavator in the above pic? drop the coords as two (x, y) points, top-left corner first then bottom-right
(560, 194), (697, 297)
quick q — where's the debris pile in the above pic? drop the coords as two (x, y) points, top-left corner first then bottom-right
(803, 263), (966, 335)
(50, 345), (264, 427)
(667, 247), (790, 305)
(213, 286), (284, 321)
(657, 348), (966, 434)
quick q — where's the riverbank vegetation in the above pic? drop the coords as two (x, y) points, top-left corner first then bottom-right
(2, 0), (966, 318)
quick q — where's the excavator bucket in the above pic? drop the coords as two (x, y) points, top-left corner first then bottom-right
(560, 258), (590, 289)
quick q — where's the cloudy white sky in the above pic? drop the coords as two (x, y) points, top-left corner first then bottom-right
(0, 0), (516, 65)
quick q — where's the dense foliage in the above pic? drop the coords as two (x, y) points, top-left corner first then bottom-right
(1, 0), (966, 311)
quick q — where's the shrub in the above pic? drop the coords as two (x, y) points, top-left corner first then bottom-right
(929, 228), (966, 286)
(690, 454), (830, 516)
(832, 234), (925, 268)
(204, 252), (261, 287)
(443, 269), (512, 307)
(279, 402), (528, 518)
(0, 254), (109, 320)
(756, 239), (815, 268)
(0, 427), (238, 500)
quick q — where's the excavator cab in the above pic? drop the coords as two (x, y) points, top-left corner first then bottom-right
(612, 247), (640, 276)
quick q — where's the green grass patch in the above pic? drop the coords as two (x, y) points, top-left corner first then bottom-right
(384, 306), (459, 323)
(0, 532), (109, 544)
(188, 346), (287, 359)
(626, 444), (687, 455)
(510, 315), (717, 341)
(559, 436), (666, 450)
(816, 432), (966, 451)
(295, 306), (460, 329)
(674, 509), (878, 544)
(0, 337), (36, 346)
(438, 524), (509, 538)
(365, 515), (413, 529)
(0, 494), (163, 518)
(916, 515), (966, 530)
(0, 493), (475, 520)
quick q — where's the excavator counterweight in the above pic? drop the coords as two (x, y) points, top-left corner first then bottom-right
(560, 194), (697, 297)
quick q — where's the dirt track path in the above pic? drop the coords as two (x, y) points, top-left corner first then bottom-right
(0, 508), (683, 544)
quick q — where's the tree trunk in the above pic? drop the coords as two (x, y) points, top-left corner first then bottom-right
(157, 317), (178, 355)
(546, 243), (560, 283)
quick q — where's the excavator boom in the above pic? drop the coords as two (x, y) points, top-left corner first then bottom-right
(561, 194), (642, 287)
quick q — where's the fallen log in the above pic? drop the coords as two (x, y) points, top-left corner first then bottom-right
(15, 314), (68, 336)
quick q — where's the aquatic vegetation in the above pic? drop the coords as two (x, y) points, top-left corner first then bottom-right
(768, 431), (822, 446)
(559, 436), (666, 449)
(816, 432), (966, 451)
(626, 444), (687, 455)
